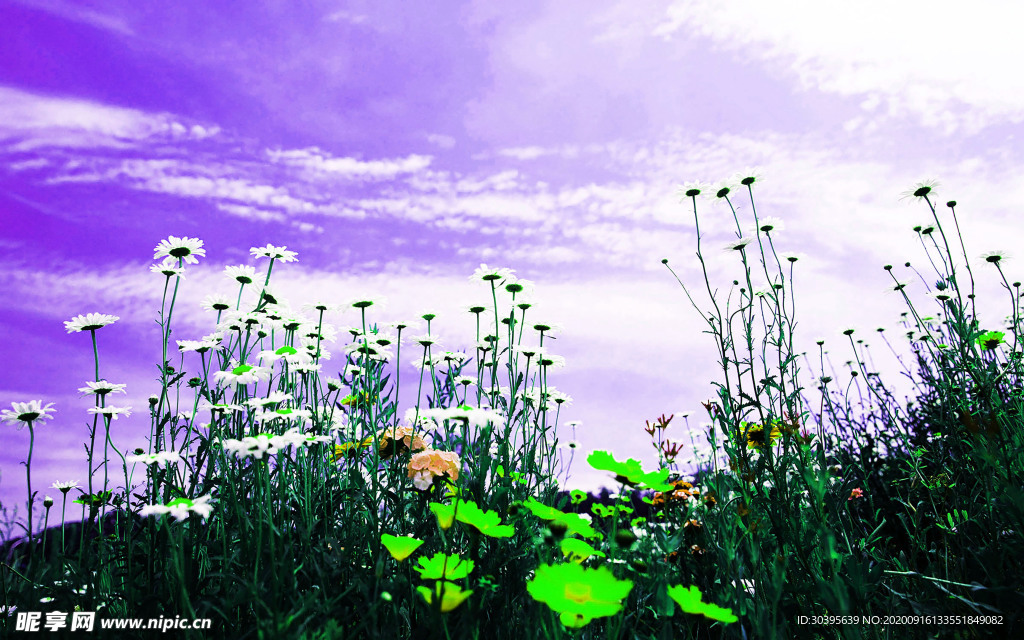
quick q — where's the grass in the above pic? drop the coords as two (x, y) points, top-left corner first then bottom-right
(1, 175), (1022, 639)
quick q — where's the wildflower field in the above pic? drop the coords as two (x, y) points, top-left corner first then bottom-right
(2, 175), (1022, 639)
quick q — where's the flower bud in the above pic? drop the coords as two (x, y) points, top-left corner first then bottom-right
(547, 520), (568, 540)
(614, 529), (637, 548)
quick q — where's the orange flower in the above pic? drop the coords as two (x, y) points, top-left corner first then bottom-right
(376, 425), (428, 459)
(408, 449), (461, 490)
(848, 487), (864, 501)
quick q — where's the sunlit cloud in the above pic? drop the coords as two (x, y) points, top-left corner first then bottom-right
(655, 0), (1024, 134)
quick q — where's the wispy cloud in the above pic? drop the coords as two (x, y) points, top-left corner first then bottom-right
(7, 84), (1022, 283)
(10, 0), (135, 36)
(265, 147), (432, 180)
(655, 0), (1024, 134)
(0, 86), (212, 151)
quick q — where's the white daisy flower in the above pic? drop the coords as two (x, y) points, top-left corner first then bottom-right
(275, 427), (332, 448)
(300, 323), (337, 343)
(78, 380), (127, 396)
(980, 250), (1011, 265)
(254, 407), (312, 424)
(64, 313), (119, 333)
(532, 321), (563, 335)
(140, 494), (214, 522)
(258, 345), (312, 366)
(677, 180), (711, 200)
(751, 216), (785, 235)
(471, 264), (516, 284)
(366, 330), (397, 347)
(222, 434), (275, 459)
(197, 401), (246, 415)
(302, 300), (342, 313)
(216, 311), (266, 334)
(345, 293), (388, 312)
(723, 238), (754, 252)
(224, 264), (258, 285)
(250, 244), (298, 262)
(408, 406), (503, 430)
(899, 178), (940, 202)
(293, 360), (325, 373)
(503, 278), (535, 297)
(547, 389), (573, 405)
(177, 339), (220, 353)
(732, 167), (764, 187)
(301, 345), (332, 363)
(153, 236), (206, 265)
(535, 349), (566, 369)
(200, 293), (233, 313)
(345, 341), (391, 361)
(212, 362), (272, 388)
(127, 450), (182, 467)
(150, 257), (186, 278)
(87, 405), (132, 420)
(244, 391), (293, 409)
(342, 364), (363, 379)
(2, 400), (56, 428)
(712, 179), (734, 199)
(51, 480), (80, 494)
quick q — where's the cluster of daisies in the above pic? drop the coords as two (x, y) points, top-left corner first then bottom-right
(6, 237), (587, 530)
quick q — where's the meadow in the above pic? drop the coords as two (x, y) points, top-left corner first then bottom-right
(1, 174), (1021, 639)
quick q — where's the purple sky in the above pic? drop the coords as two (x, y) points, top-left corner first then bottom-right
(3, 0), (1024, 519)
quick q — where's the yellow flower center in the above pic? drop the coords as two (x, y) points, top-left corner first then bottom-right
(564, 582), (593, 605)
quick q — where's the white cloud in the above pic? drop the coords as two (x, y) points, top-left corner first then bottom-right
(425, 133), (457, 149)
(0, 86), (217, 150)
(497, 146), (550, 161)
(323, 9), (369, 25)
(265, 147), (432, 179)
(216, 203), (288, 223)
(10, 0), (135, 36)
(655, 0), (1024, 133)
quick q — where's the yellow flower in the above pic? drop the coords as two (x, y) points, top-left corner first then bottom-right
(417, 581), (473, 613)
(429, 502), (456, 530)
(332, 437), (373, 461)
(743, 421), (782, 449)
(380, 534), (424, 562)
(527, 563), (633, 627)
(667, 585), (738, 623)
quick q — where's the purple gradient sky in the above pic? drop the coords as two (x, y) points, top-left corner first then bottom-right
(3, 1), (1024, 519)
